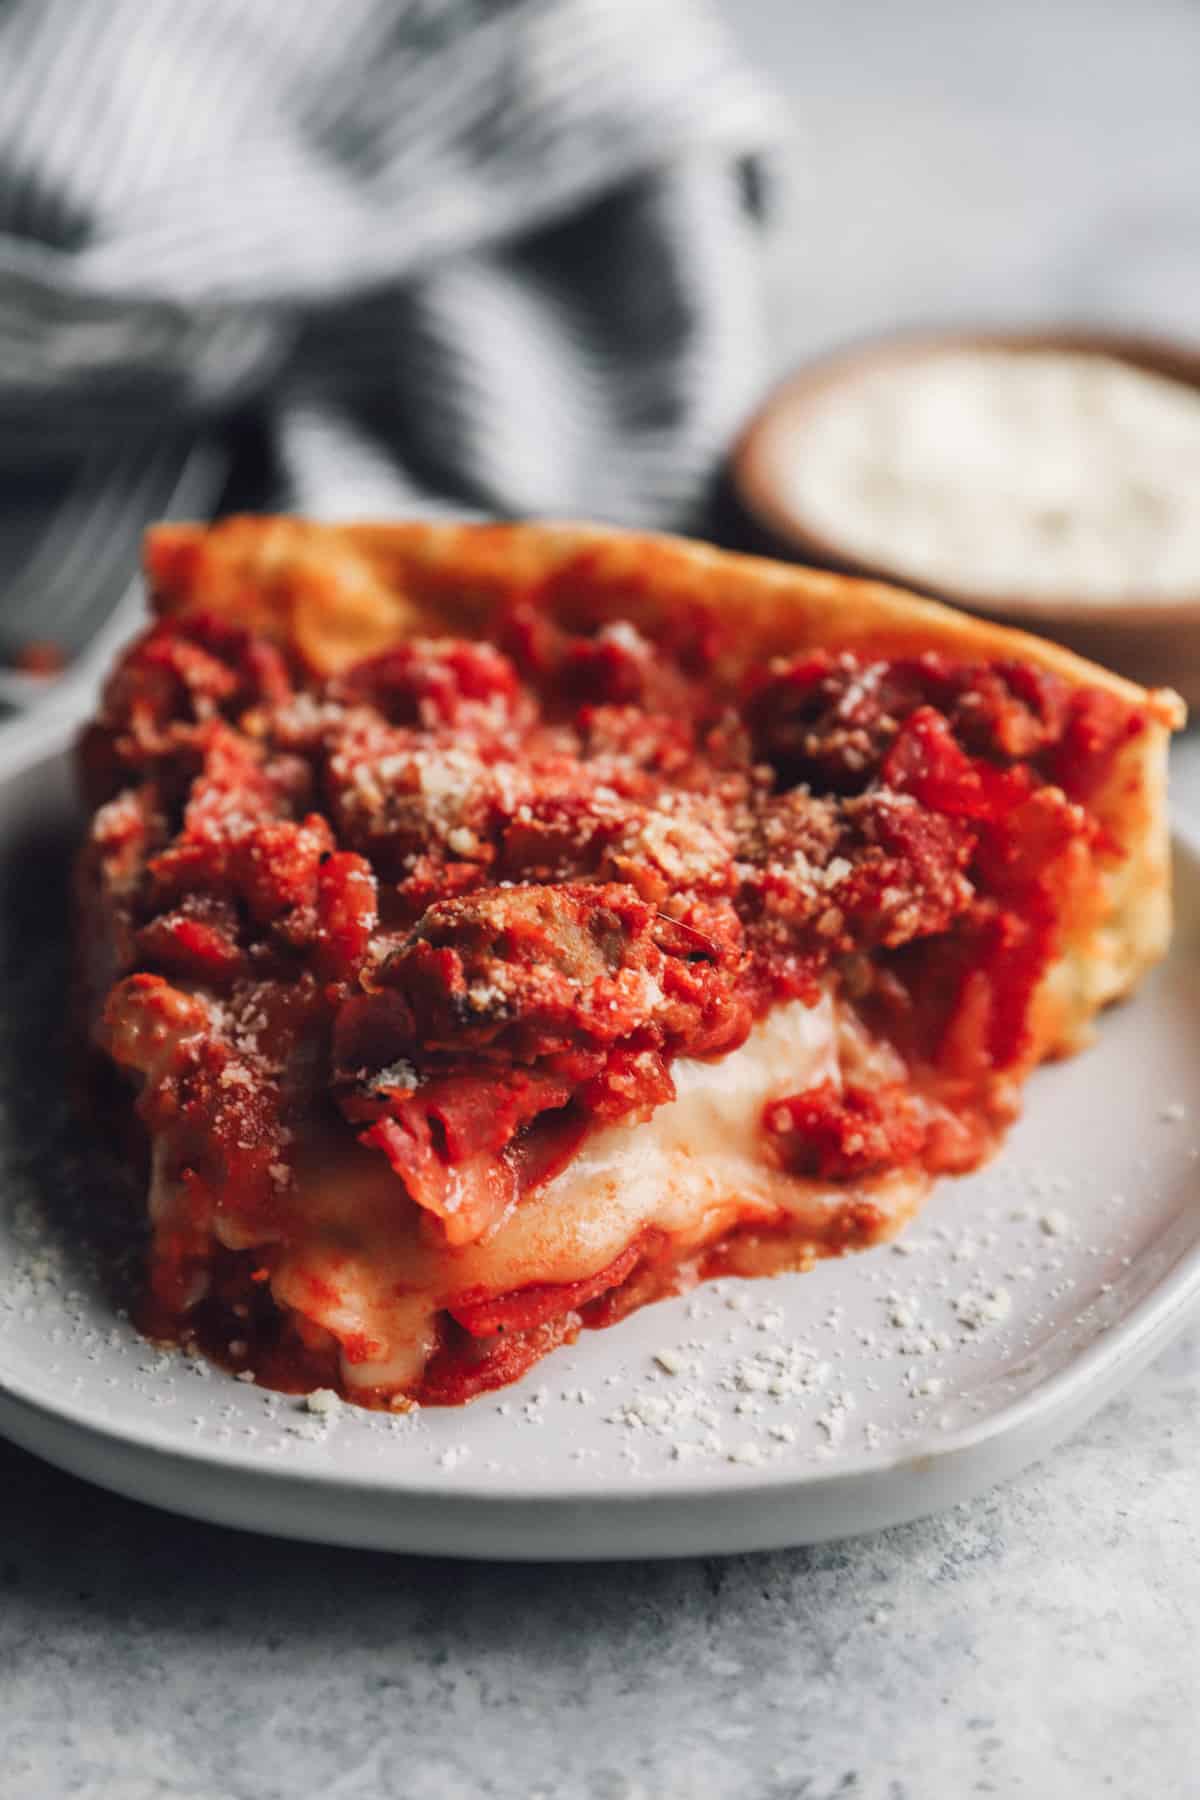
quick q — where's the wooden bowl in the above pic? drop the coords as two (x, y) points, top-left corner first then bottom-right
(732, 327), (1200, 703)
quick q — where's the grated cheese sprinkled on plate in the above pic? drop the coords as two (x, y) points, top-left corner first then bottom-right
(955, 1287), (1013, 1329)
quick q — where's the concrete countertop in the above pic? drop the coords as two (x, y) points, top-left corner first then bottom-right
(4, 4), (1200, 1795)
(1, 1328), (1197, 1799)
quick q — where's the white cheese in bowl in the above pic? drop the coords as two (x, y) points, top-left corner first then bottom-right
(781, 348), (1200, 603)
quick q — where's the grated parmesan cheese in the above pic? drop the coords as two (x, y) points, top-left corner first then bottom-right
(954, 1286), (1013, 1329)
(782, 348), (1200, 602)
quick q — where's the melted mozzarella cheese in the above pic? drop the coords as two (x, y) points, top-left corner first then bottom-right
(155, 989), (922, 1393)
(268, 991), (874, 1392)
(539, 988), (842, 1253)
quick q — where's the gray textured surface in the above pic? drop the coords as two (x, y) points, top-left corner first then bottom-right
(5, 3), (1200, 1795)
(2, 1334), (1198, 1800)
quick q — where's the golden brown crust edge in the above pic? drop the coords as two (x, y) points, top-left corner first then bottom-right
(144, 515), (1182, 1050)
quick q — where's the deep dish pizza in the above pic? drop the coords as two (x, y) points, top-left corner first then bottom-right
(75, 518), (1181, 1406)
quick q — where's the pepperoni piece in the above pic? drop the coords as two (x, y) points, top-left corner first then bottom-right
(447, 1238), (647, 1339)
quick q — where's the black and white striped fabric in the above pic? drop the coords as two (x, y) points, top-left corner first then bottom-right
(0, 0), (777, 670)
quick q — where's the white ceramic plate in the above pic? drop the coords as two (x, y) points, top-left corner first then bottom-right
(2, 704), (1199, 1560)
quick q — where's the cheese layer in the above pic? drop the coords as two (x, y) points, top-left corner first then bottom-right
(233, 990), (913, 1391)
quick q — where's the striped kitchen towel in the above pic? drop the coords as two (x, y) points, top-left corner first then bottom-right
(0, 0), (778, 678)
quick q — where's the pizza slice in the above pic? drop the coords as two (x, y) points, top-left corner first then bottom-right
(75, 517), (1181, 1406)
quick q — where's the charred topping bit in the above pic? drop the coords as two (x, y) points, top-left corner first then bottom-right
(82, 601), (1144, 1275)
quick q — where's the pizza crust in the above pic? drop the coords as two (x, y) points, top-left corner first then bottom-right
(146, 514), (1182, 1058)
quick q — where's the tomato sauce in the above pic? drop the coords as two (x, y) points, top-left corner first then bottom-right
(78, 598), (1145, 1403)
